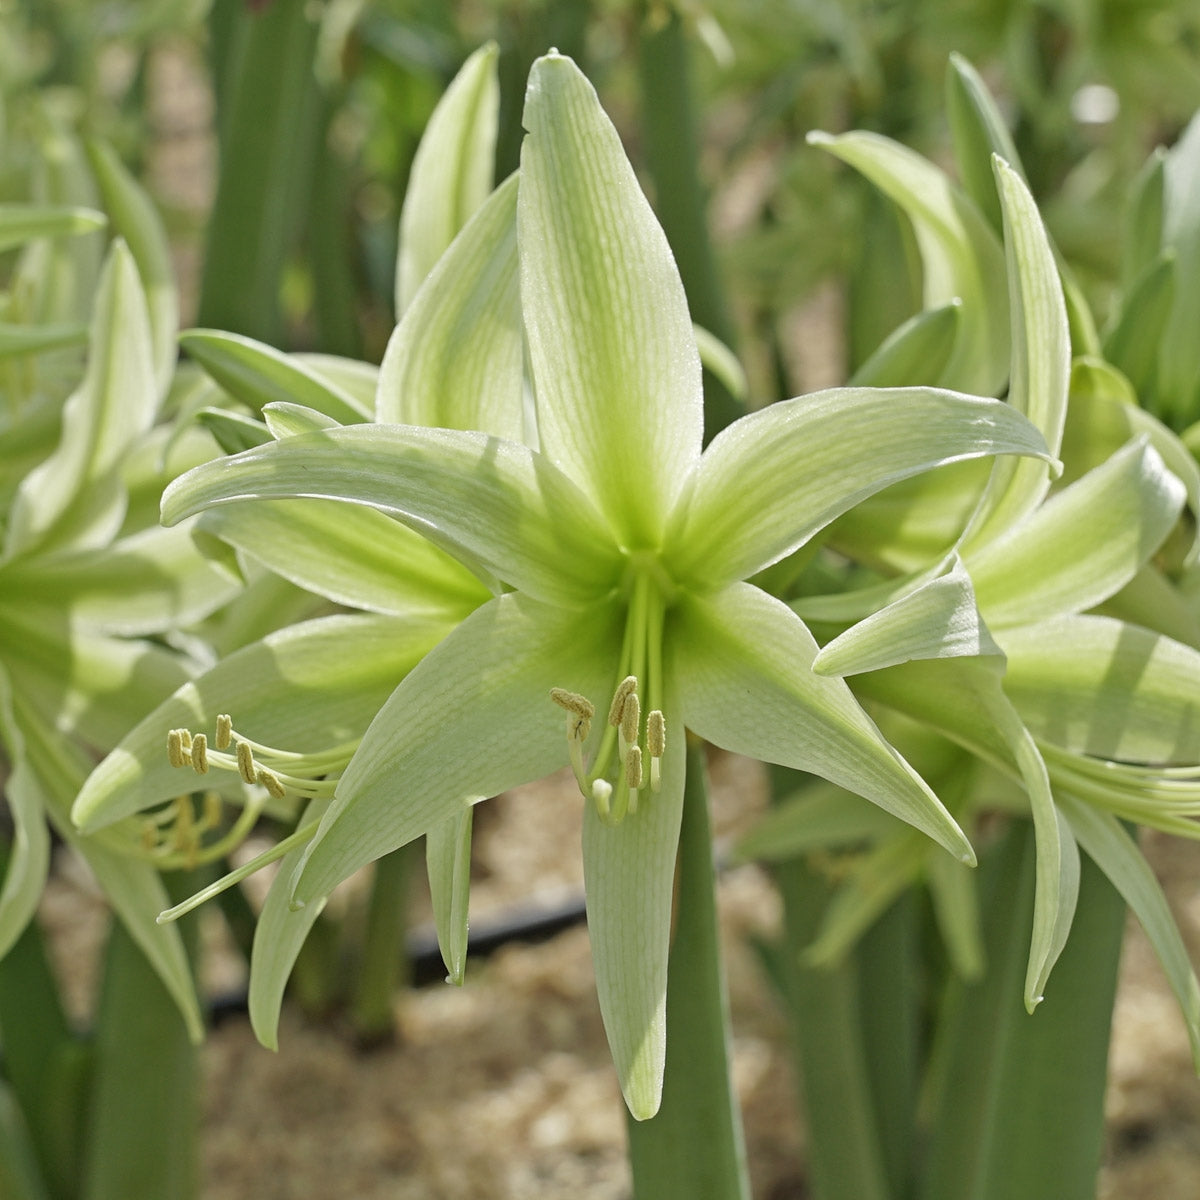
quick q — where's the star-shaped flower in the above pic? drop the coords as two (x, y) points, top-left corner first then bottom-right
(75, 52), (1051, 1116)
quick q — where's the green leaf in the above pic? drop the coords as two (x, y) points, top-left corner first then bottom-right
(671, 583), (974, 863)
(379, 173), (523, 441)
(582, 691), (685, 1119)
(1158, 111), (1200, 425)
(809, 130), (1009, 395)
(847, 302), (960, 388)
(395, 42), (500, 316)
(666, 387), (1053, 590)
(179, 330), (370, 425)
(1121, 147), (1166, 293)
(5, 241), (156, 558)
(160, 425), (623, 606)
(1104, 255), (1175, 405)
(198, 498), (489, 619)
(0, 321), (87, 359)
(961, 158), (1070, 552)
(968, 438), (1186, 628)
(0, 205), (105, 253)
(426, 810), (475, 985)
(291, 592), (622, 906)
(692, 324), (748, 405)
(73, 613), (453, 832)
(1059, 796), (1200, 1070)
(520, 52), (703, 546)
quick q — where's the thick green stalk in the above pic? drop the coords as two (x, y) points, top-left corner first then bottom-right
(80, 875), (202, 1200)
(349, 844), (413, 1046)
(626, 743), (750, 1200)
(636, 6), (741, 442)
(919, 819), (1125, 1200)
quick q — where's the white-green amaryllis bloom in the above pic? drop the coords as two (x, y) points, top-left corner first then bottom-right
(104, 53), (1049, 1117)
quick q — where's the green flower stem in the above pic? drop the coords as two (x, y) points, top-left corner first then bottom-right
(919, 818), (1125, 1200)
(635, 5), (741, 442)
(771, 856), (893, 1200)
(81, 876), (201, 1200)
(626, 742), (750, 1199)
(349, 844), (415, 1046)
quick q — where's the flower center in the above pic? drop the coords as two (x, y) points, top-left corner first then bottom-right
(550, 565), (669, 824)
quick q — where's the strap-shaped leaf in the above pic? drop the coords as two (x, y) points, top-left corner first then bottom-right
(395, 42), (499, 316)
(665, 386), (1052, 590)
(161, 425), (623, 605)
(810, 130), (1008, 395)
(379, 173), (522, 441)
(520, 52), (703, 546)
(427, 810), (475, 986)
(1159, 111), (1200, 425)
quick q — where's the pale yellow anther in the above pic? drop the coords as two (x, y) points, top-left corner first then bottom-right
(190, 733), (209, 774)
(647, 710), (665, 758)
(215, 714), (233, 751)
(550, 688), (595, 720)
(607, 676), (638, 726)
(257, 769), (287, 800)
(626, 745), (643, 791)
(167, 729), (186, 769)
(236, 740), (258, 784)
(620, 692), (640, 748)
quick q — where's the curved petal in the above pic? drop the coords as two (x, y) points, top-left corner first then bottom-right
(997, 614), (1200, 763)
(519, 53), (702, 544)
(426, 809), (475, 986)
(291, 592), (622, 905)
(969, 438), (1186, 628)
(582, 684), (685, 1120)
(671, 583), (974, 862)
(381, 173), (523, 442)
(666, 387), (1052, 590)
(198, 498), (490, 619)
(160, 425), (622, 605)
(73, 613), (454, 832)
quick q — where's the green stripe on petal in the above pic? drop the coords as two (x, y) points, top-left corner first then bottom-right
(426, 810), (475, 986)
(666, 387), (1052, 590)
(998, 615), (1200, 763)
(73, 613), (452, 832)
(519, 52), (702, 545)
(968, 438), (1186, 629)
(671, 583), (974, 863)
(292, 592), (621, 906)
(160, 425), (622, 605)
(198, 498), (489, 619)
(582, 686), (685, 1120)
(379, 173), (523, 441)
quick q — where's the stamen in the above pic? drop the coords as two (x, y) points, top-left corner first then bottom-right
(551, 688), (595, 721)
(620, 692), (640, 749)
(215, 713), (233, 750)
(647, 710), (665, 793)
(167, 728), (187, 769)
(257, 769), (287, 800)
(236, 740), (258, 784)
(607, 676), (638, 726)
(190, 733), (209, 774)
(626, 746), (643, 808)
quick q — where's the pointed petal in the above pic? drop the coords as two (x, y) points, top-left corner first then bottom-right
(666, 386), (1052, 590)
(997, 614), (1200, 763)
(582, 696), (685, 1120)
(179, 329), (370, 424)
(0, 203), (105, 252)
(395, 43), (499, 316)
(426, 809), (475, 985)
(1060, 795), (1200, 1071)
(197, 498), (489, 619)
(519, 52), (702, 543)
(381, 173), (524, 441)
(249, 799), (331, 1050)
(961, 158), (1070, 549)
(671, 583), (974, 862)
(968, 438), (1186, 628)
(5, 240), (155, 557)
(73, 613), (452, 832)
(813, 556), (1001, 677)
(809, 130), (1008, 395)
(160, 425), (622, 605)
(292, 593), (622, 905)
